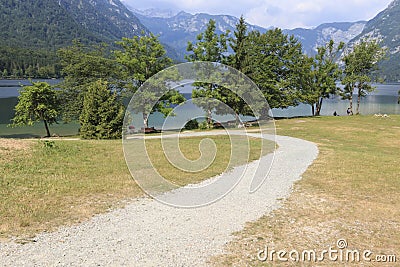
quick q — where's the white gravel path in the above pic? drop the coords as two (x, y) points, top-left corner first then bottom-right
(0, 134), (318, 266)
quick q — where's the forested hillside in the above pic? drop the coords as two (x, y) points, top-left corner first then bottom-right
(0, 0), (147, 78)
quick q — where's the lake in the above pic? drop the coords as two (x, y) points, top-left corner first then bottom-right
(1, 79), (399, 137)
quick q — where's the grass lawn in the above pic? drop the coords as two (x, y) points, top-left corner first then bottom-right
(211, 115), (400, 266)
(0, 134), (271, 239)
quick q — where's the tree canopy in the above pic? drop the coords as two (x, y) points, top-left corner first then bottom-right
(186, 19), (230, 126)
(10, 81), (59, 137)
(341, 40), (386, 114)
(300, 40), (344, 116)
(79, 80), (125, 139)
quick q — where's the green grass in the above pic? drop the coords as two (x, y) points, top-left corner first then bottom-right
(0, 139), (139, 238)
(0, 134), (272, 239)
(211, 115), (400, 266)
(145, 135), (273, 186)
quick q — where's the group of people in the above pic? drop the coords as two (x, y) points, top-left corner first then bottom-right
(332, 107), (353, 116)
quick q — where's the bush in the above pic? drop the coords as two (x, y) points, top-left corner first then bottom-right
(184, 119), (199, 130)
(198, 120), (212, 130)
(79, 80), (125, 139)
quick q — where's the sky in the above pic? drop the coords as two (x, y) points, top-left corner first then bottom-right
(121, 0), (393, 29)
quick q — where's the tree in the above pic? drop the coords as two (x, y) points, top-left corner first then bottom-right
(243, 28), (305, 109)
(115, 33), (184, 128)
(10, 81), (59, 137)
(300, 40), (344, 116)
(223, 16), (254, 125)
(186, 19), (229, 126)
(228, 16), (248, 72)
(340, 40), (386, 114)
(57, 41), (119, 121)
(79, 80), (125, 139)
(115, 32), (173, 93)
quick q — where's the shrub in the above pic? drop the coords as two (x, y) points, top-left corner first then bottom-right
(184, 119), (199, 130)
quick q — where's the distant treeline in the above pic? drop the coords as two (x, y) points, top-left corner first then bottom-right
(0, 46), (61, 79)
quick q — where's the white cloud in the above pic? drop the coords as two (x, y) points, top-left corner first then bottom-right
(123, 0), (393, 29)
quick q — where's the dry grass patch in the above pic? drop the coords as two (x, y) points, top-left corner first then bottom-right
(211, 115), (400, 266)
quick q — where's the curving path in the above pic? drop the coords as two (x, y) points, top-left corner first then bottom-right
(0, 134), (318, 266)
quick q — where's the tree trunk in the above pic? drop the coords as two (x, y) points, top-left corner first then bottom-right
(311, 104), (315, 116)
(43, 119), (51, 137)
(207, 109), (212, 127)
(143, 113), (149, 128)
(349, 94), (353, 115)
(356, 89), (361, 115)
(315, 98), (323, 116)
(235, 113), (243, 128)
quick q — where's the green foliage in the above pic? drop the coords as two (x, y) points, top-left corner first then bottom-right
(57, 41), (120, 121)
(243, 28), (305, 109)
(340, 40), (386, 114)
(198, 120), (211, 130)
(0, 0), (148, 79)
(116, 34), (184, 128)
(10, 81), (59, 137)
(300, 40), (344, 116)
(115, 33), (173, 92)
(40, 140), (56, 149)
(228, 16), (248, 72)
(186, 19), (229, 62)
(223, 17), (256, 123)
(186, 19), (229, 126)
(184, 119), (199, 130)
(79, 80), (125, 139)
(0, 46), (60, 79)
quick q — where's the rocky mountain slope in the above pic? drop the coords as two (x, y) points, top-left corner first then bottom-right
(347, 0), (400, 81)
(285, 22), (366, 54)
(129, 7), (367, 60)
(130, 9), (268, 60)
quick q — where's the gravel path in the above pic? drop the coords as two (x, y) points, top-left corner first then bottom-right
(0, 134), (318, 266)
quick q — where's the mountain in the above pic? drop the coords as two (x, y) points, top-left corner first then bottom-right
(0, 0), (147, 49)
(347, 0), (400, 81)
(130, 9), (269, 60)
(129, 7), (366, 60)
(0, 0), (148, 78)
(285, 21), (366, 55)
(58, 0), (148, 43)
(129, 6), (399, 80)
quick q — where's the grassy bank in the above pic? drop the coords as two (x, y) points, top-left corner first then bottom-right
(0, 134), (270, 239)
(211, 115), (400, 266)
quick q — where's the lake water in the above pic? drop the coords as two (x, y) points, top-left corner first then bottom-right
(1, 80), (399, 136)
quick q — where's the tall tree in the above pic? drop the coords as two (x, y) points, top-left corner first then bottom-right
(229, 16), (248, 72)
(79, 80), (125, 139)
(186, 19), (229, 126)
(243, 28), (305, 109)
(115, 32), (173, 94)
(221, 16), (254, 126)
(115, 33), (184, 128)
(10, 81), (59, 137)
(340, 40), (386, 114)
(58, 41), (119, 121)
(300, 40), (344, 116)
